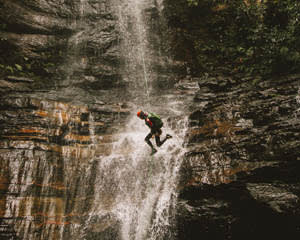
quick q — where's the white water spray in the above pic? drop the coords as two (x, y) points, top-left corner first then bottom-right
(87, 1), (189, 239)
(116, 0), (154, 103)
(92, 113), (188, 240)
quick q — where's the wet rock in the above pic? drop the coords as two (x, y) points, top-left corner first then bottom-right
(185, 74), (300, 184)
(5, 76), (34, 83)
(0, 95), (130, 239)
(0, 0), (120, 88)
(1, 0), (299, 238)
(0, 219), (18, 240)
(178, 73), (300, 239)
(83, 214), (121, 240)
(0, 79), (32, 92)
(177, 181), (300, 240)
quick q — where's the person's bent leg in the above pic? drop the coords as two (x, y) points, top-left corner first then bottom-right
(155, 129), (168, 147)
(145, 132), (157, 155)
(145, 132), (154, 149)
(155, 135), (168, 147)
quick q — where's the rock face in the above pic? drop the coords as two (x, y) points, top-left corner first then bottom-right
(177, 74), (300, 239)
(0, 0), (121, 89)
(1, 0), (300, 239)
(0, 95), (130, 239)
(0, 2), (131, 239)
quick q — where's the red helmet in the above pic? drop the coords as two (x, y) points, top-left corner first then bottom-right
(137, 110), (146, 119)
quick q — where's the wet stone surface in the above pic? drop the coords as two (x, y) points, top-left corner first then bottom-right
(1, 0), (300, 239)
(0, 93), (130, 240)
(177, 74), (300, 239)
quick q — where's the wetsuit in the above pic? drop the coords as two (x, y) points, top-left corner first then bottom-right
(144, 113), (167, 149)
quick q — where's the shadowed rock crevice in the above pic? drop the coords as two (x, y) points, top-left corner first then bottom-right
(177, 72), (300, 239)
(177, 179), (300, 240)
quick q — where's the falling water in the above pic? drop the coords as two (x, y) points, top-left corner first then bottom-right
(58, 0), (88, 89)
(89, 113), (97, 147)
(91, 114), (188, 240)
(87, 0), (189, 239)
(116, 0), (155, 103)
(0, 1), (189, 239)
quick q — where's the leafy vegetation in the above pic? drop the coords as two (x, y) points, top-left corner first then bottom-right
(163, 0), (300, 77)
(0, 36), (65, 80)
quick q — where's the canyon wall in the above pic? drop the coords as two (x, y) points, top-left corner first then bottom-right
(177, 73), (300, 239)
(0, 0), (300, 239)
(0, 1), (128, 239)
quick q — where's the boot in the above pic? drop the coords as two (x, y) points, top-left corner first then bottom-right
(166, 134), (172, 139)
(150, 148), (157, 156)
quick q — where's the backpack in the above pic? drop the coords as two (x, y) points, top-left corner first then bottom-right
(148, 112), (163, 128)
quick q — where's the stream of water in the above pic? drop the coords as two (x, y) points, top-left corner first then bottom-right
(115, 0), (155, 103)
(90, 114), (187, 240)
(90, 0), (188, 239)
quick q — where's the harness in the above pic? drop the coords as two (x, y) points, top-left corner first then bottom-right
(146, 112), (163, 129)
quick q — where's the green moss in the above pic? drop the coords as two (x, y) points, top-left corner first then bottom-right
(163, 0), (300, 77)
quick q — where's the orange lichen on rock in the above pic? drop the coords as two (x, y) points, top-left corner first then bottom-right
(64, 133), (91, 142)
(32, 181), (66, 191)
(35, 101), (88, 126)
(0, 177), (9, 191)
(212, 4), (228, 11)
(35, 110), (49, 118)
(214, 119), (240, 136)
(56, 111), (70, 124)
(190, 119), (241, 139)
(189, 122), (217, 136)
(18, 128), (44, 134)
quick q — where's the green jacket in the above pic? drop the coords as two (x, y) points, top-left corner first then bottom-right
(146, 112), (163, 129)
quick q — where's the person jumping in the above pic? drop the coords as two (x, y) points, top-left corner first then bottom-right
(137, 110), (172, 155)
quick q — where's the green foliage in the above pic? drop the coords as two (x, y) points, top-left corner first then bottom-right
(6, 66), (14, 73)
(164, 0), (300, 76)
(15, 64), (23, 71)
(0, 26), (67, 80)
(187, 0), (198, 6)
(0, 39), (66, 79)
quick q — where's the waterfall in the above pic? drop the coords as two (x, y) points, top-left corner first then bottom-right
(57, 0), (88, 89)
(0, 0), (192, 239)
(116, 0), (155, 104)
(91, 115), (188, 240)
(89, 113), (97, 147)
(86, 0), (189, 239)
